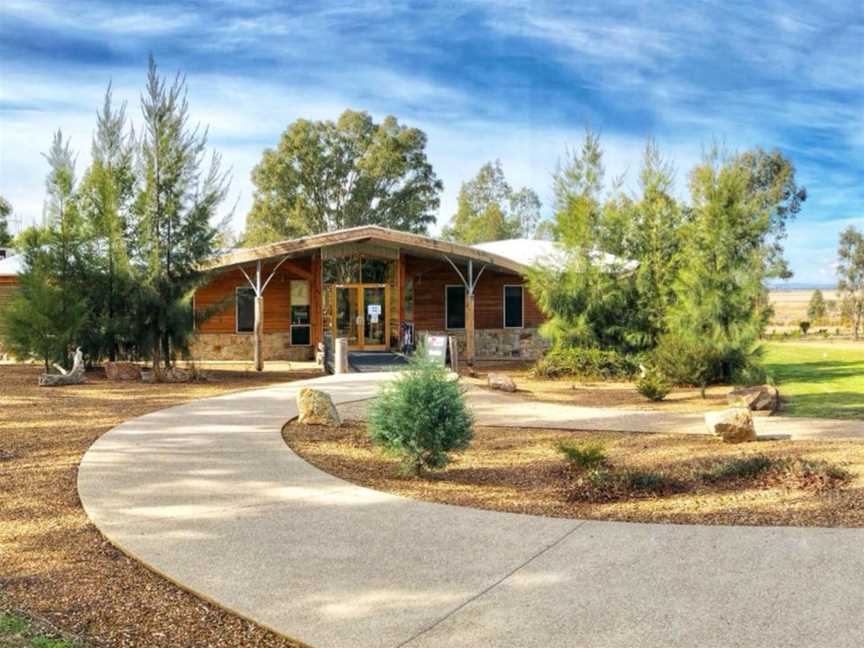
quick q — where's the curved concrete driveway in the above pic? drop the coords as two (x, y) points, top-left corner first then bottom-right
(79, 374), (864, 648)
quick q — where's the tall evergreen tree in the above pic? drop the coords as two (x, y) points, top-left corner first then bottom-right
(2, 133), (89, 368)
(78, 83), (137, 360)
(528, 130), (644, 352)
(441, 160), (541, 243)
(663, 149), (773, 383)
(626, 140), (684, 345)
(133, 55), (229, 372)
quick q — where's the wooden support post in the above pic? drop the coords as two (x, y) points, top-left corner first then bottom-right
(466, 260), (476, 365)
(254, 260), (263, 372)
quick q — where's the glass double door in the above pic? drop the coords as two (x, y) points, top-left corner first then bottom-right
(332, 284), (388, 350)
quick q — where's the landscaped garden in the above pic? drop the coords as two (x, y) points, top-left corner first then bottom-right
(286, 404), (864, 528)
(0, 364), (316, 648)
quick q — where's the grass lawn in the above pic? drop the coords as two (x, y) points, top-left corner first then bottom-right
(764, 341), (864, 419)
(0, 364), (315, 648)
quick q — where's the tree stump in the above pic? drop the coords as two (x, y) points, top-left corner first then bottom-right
(39, 347), (86, 387)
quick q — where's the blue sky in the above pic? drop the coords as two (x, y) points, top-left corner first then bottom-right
(1, 1), (862, 284)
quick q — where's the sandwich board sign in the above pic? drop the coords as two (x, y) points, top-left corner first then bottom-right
(425, 334), (448, 366)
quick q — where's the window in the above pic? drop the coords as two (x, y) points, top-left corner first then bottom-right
(236, 287), (255, 333)
(445, 285), (465, 329)
(504, 285), (524, 328)
(290, 280), (311, 345)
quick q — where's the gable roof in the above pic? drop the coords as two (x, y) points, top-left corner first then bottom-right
(205, 225), (529, 274)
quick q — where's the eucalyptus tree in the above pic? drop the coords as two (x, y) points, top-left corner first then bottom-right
(244, 109), (442, 244)
(441, 160), (541, 244)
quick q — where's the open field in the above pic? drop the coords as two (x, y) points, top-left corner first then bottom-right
(0, 364), (315, 648)
(764, 340), (864, 419)
(286, 416), (864, 528)
(768, 288), (842, 328)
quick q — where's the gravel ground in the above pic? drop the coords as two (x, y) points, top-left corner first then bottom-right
(459, 363), (732, 412)
(287, 410), (864, 528)
(1, 363), (320, 648)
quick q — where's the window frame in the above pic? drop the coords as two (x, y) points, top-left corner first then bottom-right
(503, 284), (524, 329)
(289, 279), (312, 346)
(235, 286), (255, 334)
(444, 284), (466, 330)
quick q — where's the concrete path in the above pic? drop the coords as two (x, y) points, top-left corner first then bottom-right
(79, 374), (864, 648)
(467, 387), (864, 440)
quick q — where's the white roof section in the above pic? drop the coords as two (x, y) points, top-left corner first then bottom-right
(0, 253), (23, 277)
(471, 239), (635, 271)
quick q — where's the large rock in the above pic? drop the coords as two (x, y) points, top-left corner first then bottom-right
(705, 407), (756, 443)
(105, 361), (142, 381)
(727, 384), (779, 412)
(297, 388), (342, 426)
(487, 373), (517, 392)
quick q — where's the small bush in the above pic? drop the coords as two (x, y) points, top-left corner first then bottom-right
(653, 334), (723, 389)
(799, 320), (811, 335)
(556, 440), (607, 470)
(701, 455), (776, 483)
(534, 346), (640, 380)
(569, 467), (685, 501)
(367, 353), (473, 475)
(636, 366), (672, 401)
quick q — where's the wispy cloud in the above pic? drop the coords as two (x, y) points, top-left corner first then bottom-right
(0, 0), (861, 283)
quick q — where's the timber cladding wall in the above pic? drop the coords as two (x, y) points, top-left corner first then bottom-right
(405, 256), (544, 331)
(0, 276), (18, 331)
(194, 257), (315, 336)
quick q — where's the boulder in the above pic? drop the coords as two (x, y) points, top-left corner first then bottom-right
(487, 373), (517, 392)
(727, 384), (779, 412)
(105, 361), (142, 381)
(297, 388), (342, 426)
(705, 407), (756, 443)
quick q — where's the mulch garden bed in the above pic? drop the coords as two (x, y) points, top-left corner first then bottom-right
(284, 416), (864, 528)
(1, 364), (320, 648)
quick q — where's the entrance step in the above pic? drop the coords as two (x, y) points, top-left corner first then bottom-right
(347, 351), (409, 373)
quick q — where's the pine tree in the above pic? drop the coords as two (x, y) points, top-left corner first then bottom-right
(663, 149), (770, 384)
(1, 258), (87, 369)
(2, 133), (89, 368)
(528, 130), (644, 352)
(42, 131), (90, 367)
(627, 140), (684, 346)
(133, 55), (229, 373)
(78, 83), (136, 360)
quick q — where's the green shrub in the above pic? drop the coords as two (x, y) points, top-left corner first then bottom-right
(570, 467), (685, 501)
(701, 455), (776, 483)
(799, 320), (811, 335)
(534, 346), (640, 380)
(556, 440), (607, 470)
(622, 469), (683, 494)
(635, 366), (672, 401)
(367, 354), (473, 475)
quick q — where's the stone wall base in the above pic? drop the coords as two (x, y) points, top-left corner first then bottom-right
(419, 328), (548, 360)
(189, 333), (314, 362)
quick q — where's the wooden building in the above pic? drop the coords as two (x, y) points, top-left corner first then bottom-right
(192, 226), (549, 367)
